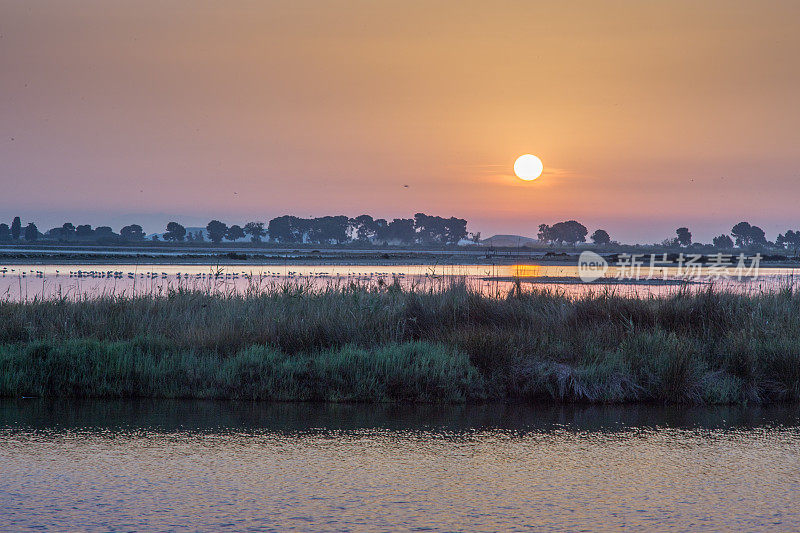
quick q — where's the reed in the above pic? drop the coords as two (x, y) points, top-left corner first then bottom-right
(1, 281), (799, 403)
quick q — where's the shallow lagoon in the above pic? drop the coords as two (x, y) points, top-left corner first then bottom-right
(1, 262), (797, 300)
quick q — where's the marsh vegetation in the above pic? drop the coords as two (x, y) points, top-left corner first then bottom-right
(1, 280), (799, 404)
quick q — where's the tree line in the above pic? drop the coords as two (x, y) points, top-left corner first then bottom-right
(657, 221), (800, 251)
(536, 219), (800, 252)
(2, 214), (799, 251)
(537, 220), (612, 245)
(0, 214), (471, 246)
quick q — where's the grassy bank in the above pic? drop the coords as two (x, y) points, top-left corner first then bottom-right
(1, 282), (799, 403)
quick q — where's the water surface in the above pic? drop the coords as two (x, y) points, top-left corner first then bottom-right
(1, 400), (798, 531)
(1, 262), (798, 300)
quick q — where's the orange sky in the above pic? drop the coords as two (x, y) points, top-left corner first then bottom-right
(1, 0), (799, 242)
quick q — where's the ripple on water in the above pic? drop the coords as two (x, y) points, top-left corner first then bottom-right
(0, 400), (798, 532)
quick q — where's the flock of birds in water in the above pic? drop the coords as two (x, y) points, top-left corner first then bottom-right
(0, 266), (451, 300)
(0, 267), (413, 282)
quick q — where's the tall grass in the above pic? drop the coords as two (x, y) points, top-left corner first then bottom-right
(1, 281), (799, 403)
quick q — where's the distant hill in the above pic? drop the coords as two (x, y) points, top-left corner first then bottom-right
(481, 234), (541, 248)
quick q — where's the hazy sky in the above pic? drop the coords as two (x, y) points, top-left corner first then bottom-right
(2, 0), (799, 242)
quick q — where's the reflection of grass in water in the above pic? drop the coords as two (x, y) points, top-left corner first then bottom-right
(1, 280), (800, 404)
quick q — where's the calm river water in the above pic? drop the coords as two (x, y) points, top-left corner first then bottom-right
(1, 400), (798, 531)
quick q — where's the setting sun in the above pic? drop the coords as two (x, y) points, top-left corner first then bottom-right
(513, 154), (543, 181)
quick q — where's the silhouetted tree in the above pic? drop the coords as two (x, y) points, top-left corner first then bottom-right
(243, 222), (265, 242)
(733, 222), (767, 247)
(75, 224), (94, 239)
(95, 226), (117, 242)
(0, 223), (10, 241)
(749, 226), (767, 246)
(60, 223), (76, 241)
(469, 232), (481, 244)
(308, 216), (350, 244)
(443, 217), (468, 244)
(731, 222), (752, 246)
(120, 224), (145, 241)
(777, 230), (800, 252)
(164, 222), (187, 242)
(413, 213), (439, 244)
(590, 229), (611, 245)
(413, 213), (467, 245)
(538, 220), (588, 245)
(352, 215), (377, 241)
(712, 234), (734, 248)
(267, 216), (291, 243)
(731, 222), (762, 247)
(206, 220), (228, 243)
(267, 216), (308, 243)
(225, 224), (245, 242)
(371, 219), (388, 242)
(11, 217), (21, 240)
(379, 218), (415, 244)
(537, 224), (552, 243)
(676, 227), (692, 247)
(24, 223), (38, 241)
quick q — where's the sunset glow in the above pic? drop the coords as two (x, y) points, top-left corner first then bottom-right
(1, 1), (799, 242)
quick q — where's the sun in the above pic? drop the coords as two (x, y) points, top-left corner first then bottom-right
(514, 154), (543, 181)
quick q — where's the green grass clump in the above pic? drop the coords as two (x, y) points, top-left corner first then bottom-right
(1, 282), (800, 403)
(0, 339), (480, 402)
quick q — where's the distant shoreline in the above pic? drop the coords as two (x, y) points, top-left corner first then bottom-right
(0, 252), (515, 266)
(0, 246), (799, 268)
